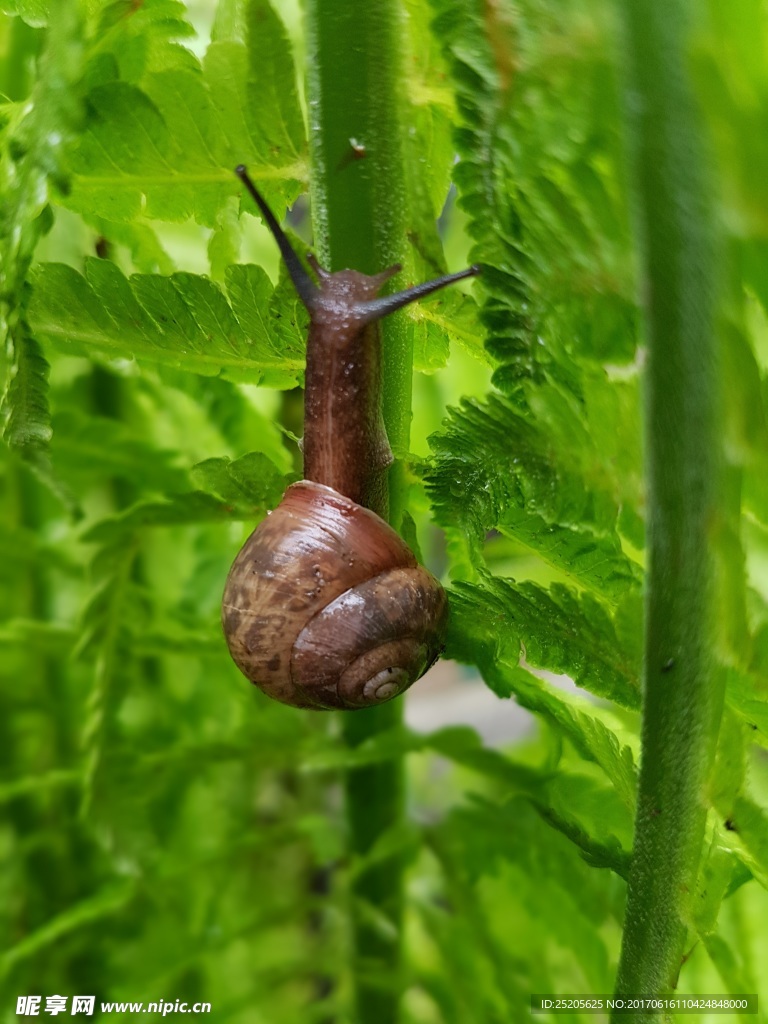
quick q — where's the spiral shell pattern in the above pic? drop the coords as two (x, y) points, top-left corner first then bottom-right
(221, 481), (448, 710)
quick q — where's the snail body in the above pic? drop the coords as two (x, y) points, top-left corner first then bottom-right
(222, 167), (478, 710)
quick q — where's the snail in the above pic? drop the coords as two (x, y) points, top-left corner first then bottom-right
(222, 166), (479, 710)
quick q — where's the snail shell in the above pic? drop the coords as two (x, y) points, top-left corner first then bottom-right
(221, 480), (448, 710)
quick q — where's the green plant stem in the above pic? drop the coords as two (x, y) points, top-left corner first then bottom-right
(304, 2), (412, 1021)
(613, 0), (725, 1019)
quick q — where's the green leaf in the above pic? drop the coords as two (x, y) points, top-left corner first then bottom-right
(0, 4), (82, 286)
(349, 820), (424, 880)
(727, 665), (768, 748)
(412, 290), (486, 372)
(1, 2), (84, 509)
(423, 794), (619, 1007)
(431, 0), (635, 392)
(402, 0), (456, 221)
(506, 666), (638, 807)
(88, 217), (175, 275)
(0, 767), (80, 805)
(692, 3), (768, 243)
(0, 883), (136, 975)
(242, 0), (305, 162)
(716, 796), (768, 894)
(27, 260), (305, 385)
(82, 492), (251, 545)
(76, 536), (140, 816)
(538, 772), (632, 875)
(128, 623), (224, 658)
(448, 576), (641, 710)
(427, 393), (642, 603)
(80, 448), (287, 545)
(694, 830), (743, 939)
(701, 931), (763, 1004)
(60, 1), (307, 228)
(3, 326), (52, 453)
(0, 618), (75, 656)
(50, 409), (190, 493)
(302, 722), (545, 795)
(432, 727), (631, 873)
(4, 0), (49, 27)
(427, 725), (544, 791)
(190, 450), (289, 507)
(2, 324), (80, 514)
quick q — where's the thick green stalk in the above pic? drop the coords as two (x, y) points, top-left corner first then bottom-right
(304, 3), (412, 1022)
(613, 0), (725, 1019)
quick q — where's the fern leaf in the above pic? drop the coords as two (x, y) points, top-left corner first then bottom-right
(61, 1), (306, 228)
(27, 260), (306, 386)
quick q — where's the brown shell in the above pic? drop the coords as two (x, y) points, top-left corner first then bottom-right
(221, 480), (447, 710)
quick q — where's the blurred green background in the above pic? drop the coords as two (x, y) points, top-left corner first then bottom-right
(4, 0), (768, 1022)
